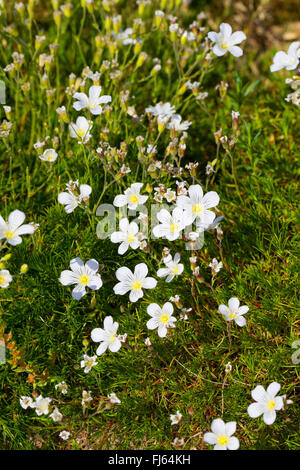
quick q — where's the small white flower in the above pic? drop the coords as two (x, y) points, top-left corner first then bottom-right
(270, 42), (300, 72)
(218, 297), (249, 327)
(209, 258), (223, 275)
(167, 114), (192, 132)
(145, 337), (152, 347)
(145, 102), (176, 120)
(153, 207), (185, 241)
(80, 354), (98, 373)
(164, 188), (177, 203)
(208, 23), (246, 57)
(110, 218), (141, 255)
(247, 382), (284, 425)
(69, 116), (93, 144)
(59, 430), (70, 440)
(0, 210), (35, 246)
(108, 393), (121, 404)
(204, 418), (239, 450)
(73, 85), (111, 115)
(55, 381), (68, 395)
(82, 390), (93, 405)
(0, 269), (12, 288)
(50, 407), (63, 422)
(20, 396), (35, 410)
(34, 395), (52, 416)
(176, 184), (219, 227)
(170, 410), (182, 425)
(59, 257), (103, 300)
(291, 340), (300, 365)
(91, 316), (122, 356)
(58, 183), (92, 214)
(147, 302), (177, 338)
(113, 183), (148, 210)
(39, 148), (58, 162)
(157, 253), (184, 283)
(113, 263), (157, 303)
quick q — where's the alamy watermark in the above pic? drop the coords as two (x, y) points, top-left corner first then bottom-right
(0, 81), (6, 104)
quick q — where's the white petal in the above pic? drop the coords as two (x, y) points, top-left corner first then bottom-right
(227, 436), (239, 450)
(147, 303), (161, 317)
(219, 23), (232, 38)
(72, 284), (86, 300)
(147, 317), (159, 330)
(225, 421), (236, 436)
(87, 275), (102, 290)
(15, 224), (35, 236)
(91, 328), (105, 342)
(235, 316), (246, 327)
(228, 297), (240, 311)
(96, 342), (108, 355)
(113, 194), (127, 207)
(203, 432), (217, 445)
(162, 302), (173, 316)
(118, 241), (129, 255)
(129, 288), (143, 302)
(80, 184), (92, 198)
(119, 218), (129, 232)
(85, 259), (99, 272)
(211, 418), (225, 435)
(188, 184), (203, 202)
(238, 305), (249, 315)
(247, 402), (263, 418)
(103, 316), (114, 330)
(251, 385), (267, 402)
(8, 210), (25, 230)
(218, 305), (229, 316)
(263, 410), (276, 425)
(266, 382), (281, 397)
(202, 191), (219, 209)
(134, 263), (148, 280)
(59, 270), (78, 285)
(143, 277), (157, 289)
(228, 46), (243, 57)
(116, 266), (133, 282)
(229, 31), (246, 45)
(109, 337), (121, 353)
(113, 282), (131, 295)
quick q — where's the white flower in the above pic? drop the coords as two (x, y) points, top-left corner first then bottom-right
(0, 269), (12, 288)
(291, 340), (300, 365)
(50, 407), (63, 422)
(73, 85), (111, 115)
(59, 430), (70, 440)
(80, 354), (98, 373)
(247, 382), (284, 425)
(208, 23), (246, 57)
(145, 337), (152, 347)
(34, 395), (52, 416)
(167, 114), (192, 132)
(170, 410), (182, 425)
(145, 102), (175, 120)
(69, 116), (93, 144)
(209, 258), (223, 275)
(203, 418), (239, 450)
(20, 396), (35, 409)
(39, 148), (58, 162)
(113, 183), (148, 210)
(55, 381), (68, 395)
(157, 253), (184, 282)
(153, 207), (185, 241)
(81, 390), (93, 405)
(165, 188), (177, 202)
(146, 302), (177, 338)
(0, 210), (35, 246)
(176, 184), (219, 227)
(91, 316), (122, 355)
(113, 263), (157, 302)
(58, 183), (92, 214)
(270, 42), (300, 72)
(59, 257), (103, 300)
(108, 393), (121, 404)
(218, 297), (249, 327)
(110, 218), (141, 254)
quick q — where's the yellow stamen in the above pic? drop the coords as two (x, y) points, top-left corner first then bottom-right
(268, 400), (275, 410)
(109, 334), (115, 343)
(172, 265), (179, 274)
(0, 277), (5, 285)
(217, 435), (229, 446)
(192, 204), (203, 215)
(129, 194), (138, 204)
(170, 223), (178, 232)
(127, 234), (135, 243)
(160, 314), (169, 324)
(228, 312), (237, 319)
(5, 231), (14, 239)
(80, 275), (89, 285)
(132, 280), (142, 290)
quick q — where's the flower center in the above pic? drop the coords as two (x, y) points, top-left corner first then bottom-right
(129, 194), (139, 204)
(217, 435), (229, 446)
(228, 312), (237, 319)
(170, 223), (179, 232)
(268, 400), (275, 410)
(220, 42), (229, 50)
(192, 203), (203, 215)
(109, 334), (116, 343)
(40, 401), (48, 412)
(80, 275), (89, 285)
(127, 234), (135, 243)
(77, 129), (85, 137)
(0, 276), (5, 285)
(172, 265), (179, 274)
(160, 314), (169, 324)
(5, 231), (14, 239)
(132, 280), (142, 290)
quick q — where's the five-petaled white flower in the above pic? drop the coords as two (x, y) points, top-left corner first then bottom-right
(153, 207), (185, 241)
(209, 258), (223, 275)
(113, 183), (148, 210)
(73, 85), (112, 115)
(34, 395), (52, 416)
(50, 407), (63, 422)
(39, 148), (58, 162)
(157, 253), (184, 282)
(203, 418), (239, 450)
(20, 396), (35, 410)
(59, 430), (70, 440)
(146, 302), (177, 337)
(69, 116), (93, 144)
(145, 102), (176, 120)
(80, 354), (98, 373)
(270, 41), (300, 72)
(0, 210), (35, 246)
(91, 316), (122, 356)
(58, 182), (92, 214)
(208, 23), (246, 57)
(218, 297), (249, 327)
(0, 269), (12, 288)
(167, 114), (192, 132)
(55, 381), (68, 395)
(59, 257), (103, 300)
(113, 263), (157, 302)
(177, 184), (219, 227)
(247, 382), (284, 425)
(110, 218), (141, 254)
(170, 410), (182, 425)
